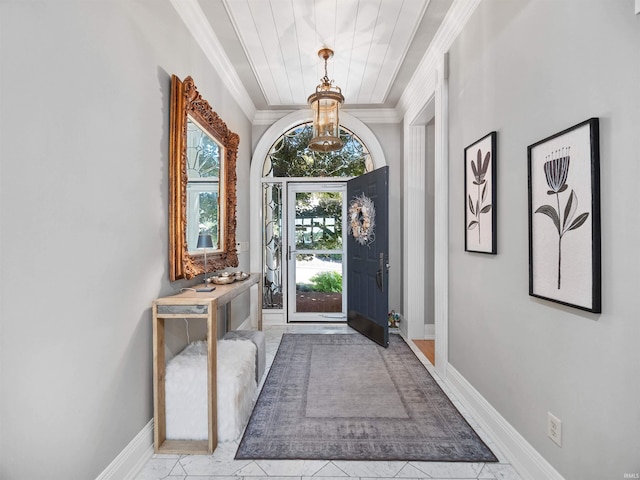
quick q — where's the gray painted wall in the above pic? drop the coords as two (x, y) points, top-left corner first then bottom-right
(0, 1), (251, 478)
(447, 1), (640, 478)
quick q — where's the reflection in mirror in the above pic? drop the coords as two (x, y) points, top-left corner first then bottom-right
(169, 75), (239, 281)
(186, 116), (223, 252)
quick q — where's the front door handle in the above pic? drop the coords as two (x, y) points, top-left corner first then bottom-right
(288, 245), (297, 261)
(376, 252), (385, 293)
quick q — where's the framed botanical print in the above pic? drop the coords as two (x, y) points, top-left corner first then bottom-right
(528, 118), (601, 313)
(465, 131), (497, 254)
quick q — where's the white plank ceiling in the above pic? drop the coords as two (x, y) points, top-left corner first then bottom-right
(221, 0), (430, 106)
(196, 0), (453, 109)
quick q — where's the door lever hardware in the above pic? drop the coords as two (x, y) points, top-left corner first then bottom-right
(288, 245), (297, 261)
(376, 252), (385, 293)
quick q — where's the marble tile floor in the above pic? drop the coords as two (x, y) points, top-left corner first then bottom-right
(136, 324), (522, 480)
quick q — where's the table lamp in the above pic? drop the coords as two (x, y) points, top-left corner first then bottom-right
(196, 232), (215, 292)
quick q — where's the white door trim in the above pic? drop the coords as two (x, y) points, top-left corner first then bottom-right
(286, 182), (347, 322)
(402, 124), (427, 341)
(433, 54), (449, 379)
(402, 52), (448, 379)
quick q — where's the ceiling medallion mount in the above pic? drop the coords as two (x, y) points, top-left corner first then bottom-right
(307, 48), (344, 153)
(317, 47), (334, 63)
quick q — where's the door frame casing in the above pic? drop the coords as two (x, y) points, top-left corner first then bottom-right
(286, 182), (347, 322)
(402, 53), (449, 379)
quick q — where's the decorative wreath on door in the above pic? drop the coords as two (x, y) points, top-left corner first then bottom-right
(348, 193), (376, 246)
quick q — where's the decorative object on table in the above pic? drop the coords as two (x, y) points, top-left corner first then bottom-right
(209, 271), (250, 285)
(348, 193), (376, 246)
(528, 118), (601, 312)
(234, 271), (249, 281)
(211, 272), (235, 285)
(464, 131), (497, 254)
(236, 334), (497, 462)
(307, 48), (344, 152)
(196, 232), (215, 292)
(387, 310), (401, 328)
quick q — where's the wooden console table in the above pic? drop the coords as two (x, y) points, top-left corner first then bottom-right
(152, 273), (262, 454)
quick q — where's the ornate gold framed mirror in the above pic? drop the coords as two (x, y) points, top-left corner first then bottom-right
(169, 75), (239, 280)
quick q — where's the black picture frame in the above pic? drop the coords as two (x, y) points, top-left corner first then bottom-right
(527, 118), (601, 313)
(464, 131), (497, 254)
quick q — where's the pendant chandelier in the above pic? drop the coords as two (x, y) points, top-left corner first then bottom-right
(307, 48), (344, 152)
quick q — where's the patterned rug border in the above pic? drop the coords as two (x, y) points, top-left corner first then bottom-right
(235, 333), (498, 462)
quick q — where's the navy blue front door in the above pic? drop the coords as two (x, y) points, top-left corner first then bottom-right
(346, 167), (389, 347)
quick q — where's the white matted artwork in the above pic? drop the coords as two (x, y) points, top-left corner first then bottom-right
(464, 131), (497, 254)
(528, 118), (601, 313)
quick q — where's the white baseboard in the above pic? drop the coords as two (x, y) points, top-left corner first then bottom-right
(445, 366), (564, 480)
(424, 324), (435, 339)
(96, 420), (154, 480)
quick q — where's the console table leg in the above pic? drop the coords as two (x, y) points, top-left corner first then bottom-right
(152, 315), (166, 451)
(258, 277), (263, 331)
(207, 301), (218, 453)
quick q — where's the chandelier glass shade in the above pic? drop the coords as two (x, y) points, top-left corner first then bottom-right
(308, 48), (344, 152)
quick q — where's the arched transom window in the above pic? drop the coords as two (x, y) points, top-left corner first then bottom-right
(263, 123), (373, 178)
(261, 123), (373, 310)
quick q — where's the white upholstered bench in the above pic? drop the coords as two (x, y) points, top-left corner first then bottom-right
(164, 339), (257, 442)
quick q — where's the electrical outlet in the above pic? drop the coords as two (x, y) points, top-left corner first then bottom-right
(547, 412), (562, 447)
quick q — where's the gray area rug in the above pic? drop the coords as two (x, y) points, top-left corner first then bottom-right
(235, 333), (498, 462)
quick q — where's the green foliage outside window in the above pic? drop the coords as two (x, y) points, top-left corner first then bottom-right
(295, 192), (343, 252)
(296, 271), (342, 293)
(265, 124), (369, 178)
(309, 271), (343, 293)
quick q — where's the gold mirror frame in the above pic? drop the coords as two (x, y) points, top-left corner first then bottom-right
(169, 75), (239, 281)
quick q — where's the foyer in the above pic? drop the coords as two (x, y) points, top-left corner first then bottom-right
(1, 2), (638, 480)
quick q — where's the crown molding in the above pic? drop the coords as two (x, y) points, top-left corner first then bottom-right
(253, 108), (401, 127)
(252, 110), (296, 126)
(170, 0), (257, 121)
(344, 108), (402, 124)
(398, 0), (481, 121)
